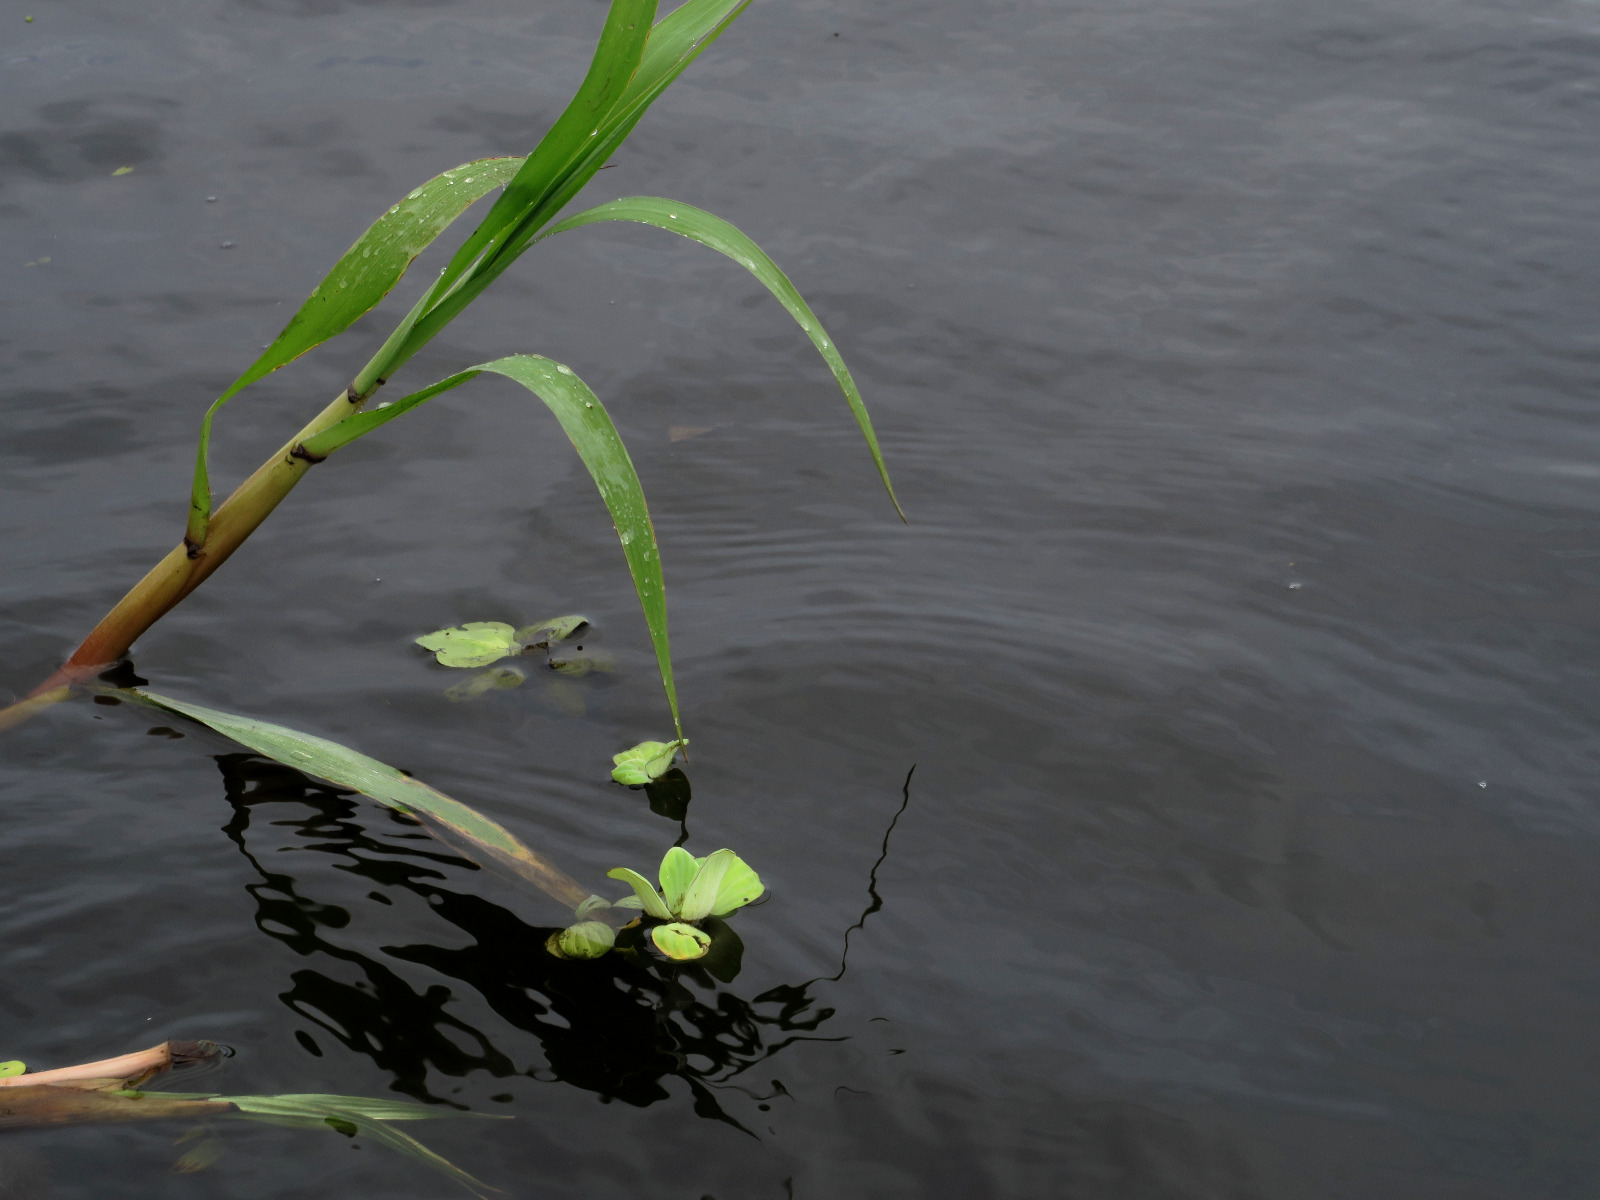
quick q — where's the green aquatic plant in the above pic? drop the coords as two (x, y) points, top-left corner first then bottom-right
(0, 1061), (24, 1078)
(0, 0), (901, 741)
(606, 846), (764, 960)
(610, 738), (688, 785)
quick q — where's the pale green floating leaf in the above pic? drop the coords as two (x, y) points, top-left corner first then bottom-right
(0, 1061), (24, 1078)
(605, 866), (671, 919)
(611, 738), (686, 786)
(111, 165), (133, 176)
(416, 621), (521, 668)
(443, 665), (525, 702)
(611, 894), (644, 909)
(650, 921), (711, 961)
(658, 845), (698, 915)
(573, 894), (612, 920)
(514, 614), (588, 646)
(678, 847), (763, 921)
(546, 920), (616, 959)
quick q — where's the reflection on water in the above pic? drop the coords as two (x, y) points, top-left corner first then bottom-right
(215, 754), (907, 1131)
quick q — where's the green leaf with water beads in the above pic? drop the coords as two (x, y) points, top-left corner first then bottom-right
(546, 920), (616, 960)
(606, 866), (671, 919)
(542, 196), (904, 520)
(658, 845), (698, 913)
(0, 1061), (24, 1078)
(677, 847), (763, 921)
(442, 665), (525, 702)
(514, 614), (588, 646)
(185, 155), (525, 549)
(611, 739), (686, 786)
(650, 921), (711, 961)
(416, 621), (521, 668)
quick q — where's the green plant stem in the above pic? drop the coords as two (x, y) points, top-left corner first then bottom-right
(0, 384), (372, 730)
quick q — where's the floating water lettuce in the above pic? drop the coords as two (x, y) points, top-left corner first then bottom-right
(606, 847), (764, 961)
(611, 739), (687, 786)
(416, 621), (521, 668)
(0, 1060), (24, 1078)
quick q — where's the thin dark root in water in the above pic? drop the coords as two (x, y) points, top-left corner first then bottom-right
(822, 763), (915, 984)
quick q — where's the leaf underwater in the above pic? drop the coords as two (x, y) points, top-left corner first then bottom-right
(546, 920), (616, 960)
(514, 614), (588, 646)
(611, 739), (686, 786)
(443, 666), (525, 703)
(417, 621), (522, 668)
(120, 689), (591, 910)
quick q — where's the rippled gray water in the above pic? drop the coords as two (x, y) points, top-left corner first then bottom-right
(4, 0), (1600, 1195)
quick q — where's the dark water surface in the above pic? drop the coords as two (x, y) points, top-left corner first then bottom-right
(4, 0), (1600, 1195)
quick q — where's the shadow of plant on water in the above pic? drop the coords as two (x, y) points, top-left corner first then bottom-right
(215, 755), (910, 1132)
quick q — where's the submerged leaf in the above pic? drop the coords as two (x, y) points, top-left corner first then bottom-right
(546, 921), (616, 960)
(678, 848), (763, 921)
(0, 1062), (24, 1078)
(443, 666), (525, 703)
(611, 739), (686, 786)
(650, 921), (711, 961)
(416, 621), (521, 668)
(122, 689), (591, 910)
(658, 845), (698, 914)
(514, 614), (588, 646)
(605, 866), (672, 919)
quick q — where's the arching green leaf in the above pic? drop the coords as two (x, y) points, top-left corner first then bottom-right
(650, 921), (711, 961)
(542, 196), (903, 520)
(302, 355), (683, 741)
(417, 621), (521, 668)
(605, 866), (671, 919)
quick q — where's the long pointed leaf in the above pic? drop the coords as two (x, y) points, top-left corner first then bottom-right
(185, 156), (525, 547)
(430, 0), (656, 306)
(122, 689), (590, 910)
(302, 355), (681, 740)
(542, 197), (904, 518)
(391, 1), (754, 368)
